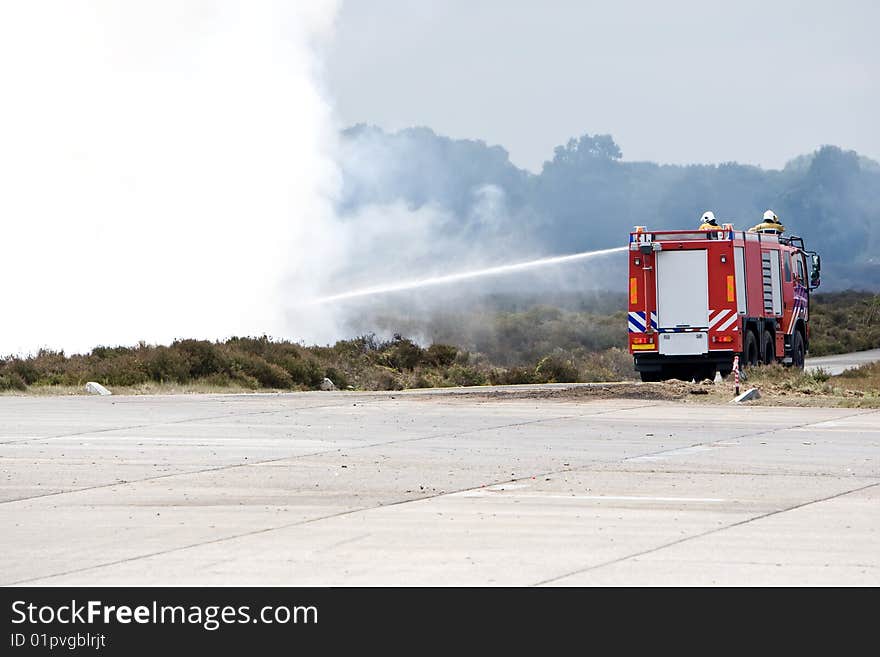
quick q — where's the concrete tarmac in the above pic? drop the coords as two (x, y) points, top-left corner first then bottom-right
(1, 390), (878, 586)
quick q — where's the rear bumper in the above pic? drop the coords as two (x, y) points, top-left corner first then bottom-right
(633, 350), (735, 373)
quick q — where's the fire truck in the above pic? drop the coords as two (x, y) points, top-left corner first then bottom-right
(628, 224), (821, 381)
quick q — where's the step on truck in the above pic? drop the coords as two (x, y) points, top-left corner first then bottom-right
(628, 225), (821, 382)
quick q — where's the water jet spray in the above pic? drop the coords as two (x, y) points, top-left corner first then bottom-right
(312, 246), (627, 304)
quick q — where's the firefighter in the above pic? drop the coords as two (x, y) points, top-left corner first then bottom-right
(749, 209), (785, 234)
(699, 211), (718, 230)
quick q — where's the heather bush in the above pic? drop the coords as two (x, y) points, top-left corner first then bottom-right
(534, 355), (578, 383)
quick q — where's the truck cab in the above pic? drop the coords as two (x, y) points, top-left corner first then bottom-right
(628, 225), (821, 382)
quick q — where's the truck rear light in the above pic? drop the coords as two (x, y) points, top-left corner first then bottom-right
(632, 336), (654, 345)
(712, 335), (734, 343)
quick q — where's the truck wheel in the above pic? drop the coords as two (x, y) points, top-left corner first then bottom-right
(791, 331), (805, 370)
(743, 330), (759, 367)
(640, 370), (664, 382)
(762, 331), (775, 365)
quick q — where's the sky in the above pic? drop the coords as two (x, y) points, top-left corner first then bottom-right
(326, 0), (880, 171)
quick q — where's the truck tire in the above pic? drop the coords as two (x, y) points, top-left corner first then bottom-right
(762, 330), (775, 365)
(791, 331), (805, 370)
(743, 330), (759, 367)
(639, 370), (664, 382)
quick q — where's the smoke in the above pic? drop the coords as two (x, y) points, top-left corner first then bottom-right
(0, 1), (621, 357)
(0, 1), (340, 355)
(299, 122), (626, 344)
(312, 247), (627, 304)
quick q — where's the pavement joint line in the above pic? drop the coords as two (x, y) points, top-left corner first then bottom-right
(5, 404), (675, 584)
(590, 466), (880, 479)
(2, 401), (873, 584)
(613, 406), (880, 466)
(0, 402), (657, 507)
(0, 399), (868, 511)
(531, 479), (880, 586)
(8, 461), (869, 586)
(9, 399), (844, 584)
(0, 397), (396, 446)
(0, 393), (651, 448)
(457, 491), (728, 503)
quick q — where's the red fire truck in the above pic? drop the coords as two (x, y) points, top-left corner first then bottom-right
(628, 225), (821, 381)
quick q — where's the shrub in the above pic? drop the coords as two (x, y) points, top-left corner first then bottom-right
(173, 340), (228, 379)
(229, 353), (294, 389)
(89, 354), (149, 386)
(91, 345), (135, 359)
(384, 337), (424, 371)
(225, 372), (260, 389)
(425, 343), (457, 367)
(810, 367), (831, 382)
(332, 333), (381, 356)
(145, 347), (190, 383)
(447, 364), (486, 387)
(324, 367), (349, 390)
(7, 358), (39, 385)
(411, 372), (431, 389)
(28, 349), (70, 385)
(534, 355), (579, 383)
(285, 358), (324, 388)
(489, 366), (535, 385)
(371, 370), (402, 391)
(0, 372), (27, 391)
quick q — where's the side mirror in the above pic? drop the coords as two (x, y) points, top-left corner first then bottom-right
(810, 254), (821, 289)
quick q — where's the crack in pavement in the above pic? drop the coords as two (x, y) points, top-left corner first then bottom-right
(3, 403), (663, 584)
(4, 403), (874, 584)
(0, 396), (397, 446)
(0, 401), (657, 507)
(532, 480), (880, 586)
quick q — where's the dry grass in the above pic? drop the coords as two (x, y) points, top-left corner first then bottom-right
(1, 381), (269, 397)
(718, 363), (880, 408)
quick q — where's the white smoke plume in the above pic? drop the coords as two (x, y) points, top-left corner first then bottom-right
(0, 1), (341, 355)
(0, 1), (622, 357)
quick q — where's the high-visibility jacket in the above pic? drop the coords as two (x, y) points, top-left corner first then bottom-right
(748, 221), (785, 234)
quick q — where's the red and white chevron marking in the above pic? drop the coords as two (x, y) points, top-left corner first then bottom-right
(708, 308), (739, 332)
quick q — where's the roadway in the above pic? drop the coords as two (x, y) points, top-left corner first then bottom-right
(1, 387), (877, 586)
(805, 348), (880, 376)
